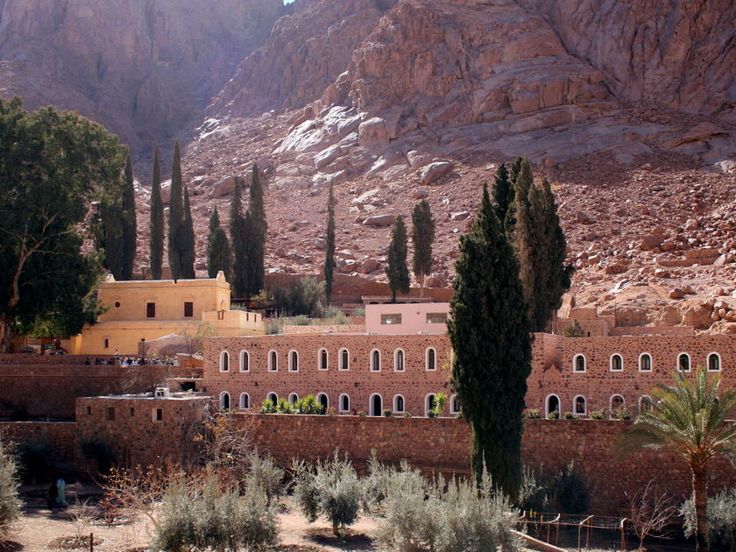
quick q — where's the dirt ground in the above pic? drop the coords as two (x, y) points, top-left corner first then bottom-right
(9, 484), (380, 552)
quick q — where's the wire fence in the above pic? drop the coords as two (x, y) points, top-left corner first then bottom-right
(519, 511), (629, 551)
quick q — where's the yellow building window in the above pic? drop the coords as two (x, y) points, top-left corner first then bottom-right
(146, 302), (156, 318)
(184, 302), (193, 317)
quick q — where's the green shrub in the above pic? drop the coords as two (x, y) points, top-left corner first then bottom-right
(547, 410), (560, 420)
(383, 409), (392, 417)
(276, 399), (293, 414)
(563, 411), (574, 420)
(526, 409), (541, 419)
(288, 315), (310, 326)
(590, 409), (605, 420)
(292, 452), (362, 536)
(613, 407), (631, 421)
(548, 462), (588, 514)
(683, 488), (736, 548)
(517, 466), (547, 512)
(295, 395), (323, 415)
(563, 320), (586, 337)
(264, 319), (283, 335)
(272, 277), (324, 317)
(404, 412), (413, 418)
(80, 438), (117, 474)
(245, 452), (284, 505)
(0, 440), (21, 539)
(260, 399), (276, 414)
(429, 392), (447, 418)
(16, 439), (54, 484)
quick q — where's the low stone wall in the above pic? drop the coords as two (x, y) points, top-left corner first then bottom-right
(0, 421), (77, 464)
(245, 415), (736, 515)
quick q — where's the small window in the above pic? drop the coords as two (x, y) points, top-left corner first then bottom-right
(268, 350), (278, 372)
(267, 392), (278, 404)
(184, 301), (193, 317)
(240, 351), (249, 372)
(106, 407), (115, 421)
(129, 407), (135, 417)
(319, 349), (328, 371)
(381, 314), (402, 325)
(573, 354), (586, 372)
(426, 312), (448, 324)
(114, 301), (121, 308)
(426, 348), (436, 371)
(339, 348), (350, 371)
(288, 393), (299, 405)
(639, 396), (653, 412)
(289, 350), (299, 372)
(369, 394), (383, 417)
(574, 396), (586, 416)
(394, 349), (405, 372)
(153, 408), (163, 421)
(86, 406), (92, 416)
(610, 354), (623, 372)
(339, 394), (350, 413)
(317, 393), (328, 412)
(371, 349), (381, 372)
(239, 393), (250, 410)
(220, 392), (231, 411)
(450, 395), (461, 414)
(610, 395), (625, 413)
(708, 353), (721, 372)
(104, 338), (109, 349)
(546, 395), (560, 417)
(220, 351), (230, 372)
(425, 394), (436, 417)
(393, 394), (405, 413)
(639, 353), (652, 372)
(146, 302), (156, 318)
(678, 353), (691, 372)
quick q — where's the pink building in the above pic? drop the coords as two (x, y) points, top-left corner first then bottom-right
(364, 300), (450, 335)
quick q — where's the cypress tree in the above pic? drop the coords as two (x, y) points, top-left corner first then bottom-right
(504, 157), (533, 234)
(121, 151), (137, 280)
(509, 156), (522, 185)
(411, 200), (434, 297)
(230, 176), (247, 297)
(207, 207), (232, 279)
(324, 182), (336, 305)
(492, 163), (514, 224)
(168, 141), (183, 279)
(528, 182), (550, 331)
(541, 178), (572, 320)
(100, 200), (124, 279)
(180, 186), (195, 279)
(508, 159), (536, 328)
(244, 164), (266, 297)
(448, 184), (531, 499)
(385, 215), (410, 303)
(149, 146), (164, 280)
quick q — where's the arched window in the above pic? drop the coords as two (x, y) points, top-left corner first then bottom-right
(370, 349), (381, 372)
(267, 392), (278, 404)
(219, 391), (231, 410)
(678, 353), (691, 372)
(450, 394), (461, 414)
(268, 350), (278, 372)
(239, 393), (250, 410)
(545, 394), (560, 417)
(219, 351), (230, 372)
(317, 393), (329, 412)
(639, 396), (653, 412)
(610, 354), (623, 372)
(639, 353), (652, 372)
(574, 395), (586, 416)
(425, 394), (436, 417)
(318, 349), (329, 371)
(289, 350), (299, 372)
(369, 394), (383, 417)
(708, 353), (721, 372)
(288, 393), (299, 405)
(610, 395), (625, 412)
(339, 393), (350, 413)
(426, 347), (436, 371)
(239, 351), (249, 372)
(394, 349), (405, 372)
(573, 354), (586, 373)
(339, 348), (350, 371)
(393, 394), (405, 413)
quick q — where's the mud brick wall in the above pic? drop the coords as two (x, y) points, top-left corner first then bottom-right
(0, 421), (77, 464)
(0, 364), (199, 420)
(245, 415), (736, 515)
(75, 396), (209, 468)
(203, 334), (453, 416)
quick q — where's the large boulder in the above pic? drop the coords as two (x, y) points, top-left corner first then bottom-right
(419, 161), (453, 185)
(363, 214), (395, 228)
(210, 176), (236, 198)
(358, 117), (389, 147)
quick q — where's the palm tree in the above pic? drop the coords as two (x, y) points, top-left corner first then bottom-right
(622, 368), (736, 551)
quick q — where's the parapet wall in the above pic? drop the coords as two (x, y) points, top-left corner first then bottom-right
(0, 421), (76, 464)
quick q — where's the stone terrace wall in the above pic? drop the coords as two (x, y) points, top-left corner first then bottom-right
(0, 354), (114, 365)
(0, 421), (76, 464)
(0, 364), (199, 420)
(245, 415), (736, 515)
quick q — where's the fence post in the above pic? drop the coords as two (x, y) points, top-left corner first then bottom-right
(89, 532), (93, 552)
(620, 518), (627, 551)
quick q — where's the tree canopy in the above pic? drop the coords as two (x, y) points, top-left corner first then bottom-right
(385, 216), (410, 302)
(0, 97), (126, 350)
(411, 200), (434, 297)
(324, 182), (336, 305)
(149, 146), (164, 280)
(207, 207), (232, 280)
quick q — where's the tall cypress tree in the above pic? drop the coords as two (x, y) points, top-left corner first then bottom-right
(100, 200), (124, 279)
(168, 141), (184, 279)
(121, 152), (137, 280)
(504, 157), (533, 234)
(180, 186), (195, 279)
(324, 182), (336, 305)
(509, 156), (522, 185)
(492, 163), (513, 225)
(508, 159), (536, 328)
(541, 178), (572, 321)
(207, 207), (232, 279)
(244, 164), (266, 297)
(229, 176), (247, 297)
(411, 200), (434, 297)
(448, 184), (531, 499)
(385, 215), (410, 303)
(528, 182), (550, 331)
(149, 146), (164, 280)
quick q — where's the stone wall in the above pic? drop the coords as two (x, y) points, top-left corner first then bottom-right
(0, 421), (77, 464)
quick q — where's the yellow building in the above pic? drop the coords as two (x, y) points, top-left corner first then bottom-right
(63, 272), (263, 355)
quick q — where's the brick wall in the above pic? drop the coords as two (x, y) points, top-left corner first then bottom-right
(0, 364), (200, 420)
(244, 415), (736, 515)
(0, 421), (77, 464)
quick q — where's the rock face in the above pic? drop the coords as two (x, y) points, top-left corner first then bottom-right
(0, 0), (284, 153)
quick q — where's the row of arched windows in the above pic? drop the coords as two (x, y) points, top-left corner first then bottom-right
(544, 393), (652, 417)
(219, 347), (439, 373)
(572, 352), (722, 373)
(218, 391), (460, 417)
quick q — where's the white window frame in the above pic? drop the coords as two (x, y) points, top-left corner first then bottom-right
(239, 350), (249, 372)
(545, 394), (561, 417)
(219, 391), (231, 410)
(707, 352), (722, 372)
(369, 393), (383, 417)
(267, 392), (278, 404)
(572, 354), (586, 373)
(339, 393), (350, 413)
(394, 348), (405, 372)
(425, 393), (436, 418)
(239, 392), (250, 410)
(268, 350), (278, 372)
(318, 348), (329, 371)
(425, 347), (437, 371)
(638, 352), (653, 372)
(370, 349), (382, 372)
(677, 352), (691, 372)
(288, 393), (299, 405)
(393, 394), (405, 414)
(316, 392), (329, 410)
(609, 353), (624, 372)
(338, 348), (350, 371)
(573, 395), (587, 416)
(219, 350), (230, 372)
(288, 350), (299, 372)
(639, 395), (653, 412)
(610, 394), (625, 412)
(450, 394), (460, 415)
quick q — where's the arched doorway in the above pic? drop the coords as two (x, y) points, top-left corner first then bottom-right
(370, 394), (383, 417)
